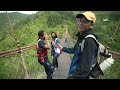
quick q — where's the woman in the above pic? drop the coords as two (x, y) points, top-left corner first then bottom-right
(36, 30), (55, 79)
(51, 32), (61, 69)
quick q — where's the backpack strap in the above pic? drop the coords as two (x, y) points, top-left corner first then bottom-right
(38, 39), (41, 42)
(37, 39), (44, 54)
(80, 34), (99, 52)
(55, 38), (58, 43)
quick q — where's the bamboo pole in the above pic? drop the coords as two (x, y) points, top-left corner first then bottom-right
(6, 11), (29, 79)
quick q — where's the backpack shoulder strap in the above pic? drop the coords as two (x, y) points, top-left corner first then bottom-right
(38, 39), (41, 42)
(37, 39), (41, 47)
(55, 38), (58, 42)
(55, 38), (58, 43)
(85, 34), (99, 44)
(81, 34), (99, 52)
(37, 39), (44, 53)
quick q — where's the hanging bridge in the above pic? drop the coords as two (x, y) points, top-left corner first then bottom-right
(0, 12), (120, 79)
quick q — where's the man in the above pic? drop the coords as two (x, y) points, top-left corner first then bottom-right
(59, 11), (99, 79)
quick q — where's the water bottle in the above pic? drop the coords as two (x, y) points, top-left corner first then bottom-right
(99, 55), (114, 72)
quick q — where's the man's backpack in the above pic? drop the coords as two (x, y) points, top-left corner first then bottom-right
(80, 34), (113, 78)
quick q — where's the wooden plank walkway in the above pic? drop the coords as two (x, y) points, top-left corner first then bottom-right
(52, 38), (71, 79)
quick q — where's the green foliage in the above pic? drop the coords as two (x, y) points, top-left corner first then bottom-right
(0, 12), (29, 29)
(47, 12), (62, 28)
(0, 34), (16, 51)
(0, 53), (23, 79)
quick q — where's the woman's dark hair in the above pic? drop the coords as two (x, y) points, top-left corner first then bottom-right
(38, 30), (45, 40)
(51, 32), (58, 38)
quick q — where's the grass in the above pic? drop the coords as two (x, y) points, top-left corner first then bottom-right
(0, 53), (23, 79)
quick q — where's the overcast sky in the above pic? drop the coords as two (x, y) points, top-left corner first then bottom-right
(0, 11), (38, 14)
